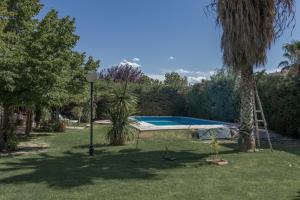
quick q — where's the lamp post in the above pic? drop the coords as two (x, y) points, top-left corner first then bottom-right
(86, 71), (97, 156)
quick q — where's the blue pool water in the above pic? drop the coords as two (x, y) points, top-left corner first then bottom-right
(132, 116), (223, 126)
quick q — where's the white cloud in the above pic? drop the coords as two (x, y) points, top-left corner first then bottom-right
(187, 76), (207, 84)
(132, 57), (140, 62)
(147, 74), (165, 81)
(119, 59), (141, 68)
(168, 56), (175, 60)
(175, 68), (215, 83)
(175, 69), (192, 74)
(265, 68), (281, 73)
(147, 68), (215, 84)
(195, 70), (215, 76)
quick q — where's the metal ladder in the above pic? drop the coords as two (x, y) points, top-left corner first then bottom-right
(253, 81), (273, 151)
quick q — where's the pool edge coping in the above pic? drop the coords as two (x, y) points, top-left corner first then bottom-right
(130, 116), (237, 131)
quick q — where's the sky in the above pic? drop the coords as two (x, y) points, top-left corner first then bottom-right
(39, 0), (300, 83)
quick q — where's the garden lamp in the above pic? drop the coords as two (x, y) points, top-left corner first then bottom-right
(86, 70), (97, 156)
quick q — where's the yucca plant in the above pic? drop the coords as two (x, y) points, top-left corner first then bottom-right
(107, 80), (137, 145)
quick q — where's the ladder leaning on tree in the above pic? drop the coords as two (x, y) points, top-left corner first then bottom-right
(253, 80), (273, 151)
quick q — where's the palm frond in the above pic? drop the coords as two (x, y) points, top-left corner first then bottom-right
(208, 0), (295, 69)
(278, 60), (290, 68)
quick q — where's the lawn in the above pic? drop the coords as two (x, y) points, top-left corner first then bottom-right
(0, 125), (300, 200)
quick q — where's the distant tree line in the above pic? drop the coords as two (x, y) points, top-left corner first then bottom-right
(94, 63), (300, 138)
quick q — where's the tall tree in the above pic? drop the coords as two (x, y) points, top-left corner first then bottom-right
(0, 1), (100, 144)
(209, 0), (295, 151)
(0, 0), (42, 149)
(278, 40), (300, 76)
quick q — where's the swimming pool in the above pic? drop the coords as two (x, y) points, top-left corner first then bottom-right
(131, 116), (227, 131)
(133, 116), (223, 126)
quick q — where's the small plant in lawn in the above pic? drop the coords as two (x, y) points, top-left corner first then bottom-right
(206, 131), (229, 165)
(210, 134), (220, 160)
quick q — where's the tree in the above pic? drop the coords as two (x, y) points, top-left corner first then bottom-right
(0, 1), (100, 147)
(100, 63), (143, 83)
(0, 0), (42, 149)
(164, 72), (188, 91)
(187, 70), (240, 122)
(278, 40), (300, 76)
(26, 10), (99, 129)
(210, 0), (295, 151)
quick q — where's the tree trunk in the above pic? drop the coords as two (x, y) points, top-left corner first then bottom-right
(0, 112), (4, 150)
(35, 107), (42, 129)
(51, 107), (60, 123)
(25, 108), (33, 135)
(0, 104), (15, 150)
(238, 66), (256, 152)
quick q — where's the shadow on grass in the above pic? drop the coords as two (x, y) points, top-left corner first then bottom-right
(0, 147), (235, 189)
(220, 141), (300, 156)
(17, 133), (53, 142)
(73, 143), (110, 149)
(273, 144), (300, 156)
(293, 190), (300, 200)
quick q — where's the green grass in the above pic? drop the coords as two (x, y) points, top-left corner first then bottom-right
(0, 125), (300, 200)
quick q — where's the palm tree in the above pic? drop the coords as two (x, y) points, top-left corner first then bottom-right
(278, 40), (300, 76)
(107, 80), (137, 145)
(209, 0), (295, 151)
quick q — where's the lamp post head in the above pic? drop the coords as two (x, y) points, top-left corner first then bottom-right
(86, 71), (98, 83)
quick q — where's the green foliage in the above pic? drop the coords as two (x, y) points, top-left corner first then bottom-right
(52, 120), (67, 132)
(164, 72), (188, 91)
(0, 0), (42, 104)
(256, 73), (300, 138)
(278, 40), (300, 76)
(187, 70), (240, 122)
(95, 68), (299, 139)
(40, 107), (51, 123)
(71, 106), (83, 122)
(107, 82), (137, 145)
(39, 119), (67, 133)
(136, 86), (187, 116)
(95, 94), (110, 119)
(6, 133), (18, 152)
(0, 1), (100, 144)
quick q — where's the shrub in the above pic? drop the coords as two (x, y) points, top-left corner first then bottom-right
(52, 120), (67, 132)
(6, 134), (19, 152)
(257, 74), (300, 138)
(187, 70), (240, 122)
(37, 120), (67, 133)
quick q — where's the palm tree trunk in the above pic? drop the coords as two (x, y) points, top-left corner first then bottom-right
(238, 66), (256, 152)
